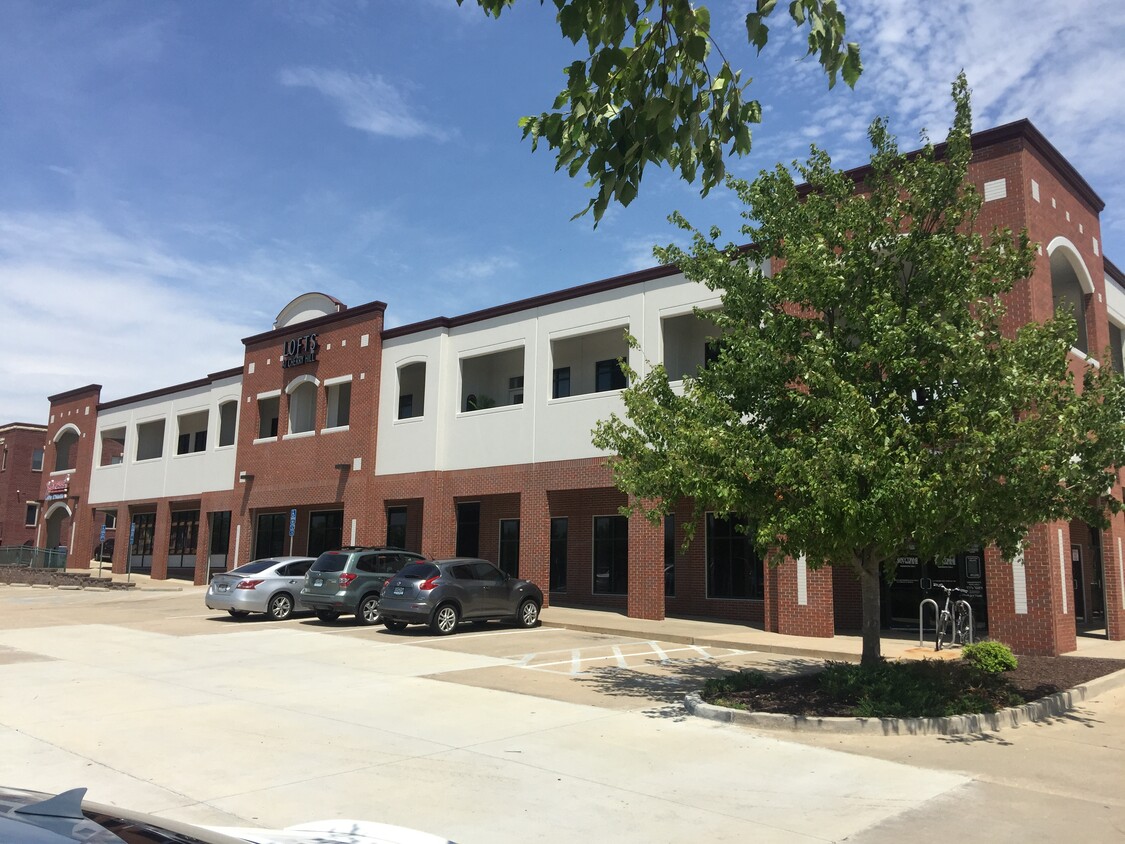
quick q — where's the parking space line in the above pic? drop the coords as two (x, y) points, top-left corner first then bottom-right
(648, 641), (669, 661)
(611, 644), (627, 668)
(521, 644), (741, 671)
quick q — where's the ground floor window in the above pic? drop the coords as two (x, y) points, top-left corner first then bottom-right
(456, 502), (480, 558)
(387, 506), (407, 549)
(168, 510), (199, 566)
(308, 509), (343, 557)
(130, 512), (156, 566)
(706, 513), (763, 599)
(24, 503), (38, 527)
(593, 515), (628, 595)
(209, 511), (231, 568)
(255, 513), (287, 559)
(549, 517), (568, 591)
(499, 518), (520, 577)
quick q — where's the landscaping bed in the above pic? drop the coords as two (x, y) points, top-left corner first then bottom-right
(0, 567), (135, 590)
(702, 653), (1125, 719)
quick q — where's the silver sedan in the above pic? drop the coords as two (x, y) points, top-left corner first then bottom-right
(206, 557), (315, 621)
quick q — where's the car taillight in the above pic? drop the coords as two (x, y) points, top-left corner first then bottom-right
(338, 572), (357, 588)
(419, 575), (440, 591)
(235, 579), (263, 590)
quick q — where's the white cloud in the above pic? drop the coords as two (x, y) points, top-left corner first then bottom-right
(278, 66), (451, 141)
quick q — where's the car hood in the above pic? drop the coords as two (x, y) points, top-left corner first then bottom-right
(209, 819), (455, 844)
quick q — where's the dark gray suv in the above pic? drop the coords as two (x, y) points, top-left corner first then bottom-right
(300, 546), (426, 625)
(379, 558), (543, 635)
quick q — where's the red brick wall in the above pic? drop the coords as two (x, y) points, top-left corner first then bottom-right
(0, 424), (47, 547)
(41, 386), (101, 568)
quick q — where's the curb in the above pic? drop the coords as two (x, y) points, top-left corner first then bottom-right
(683, 666), (1125, 736)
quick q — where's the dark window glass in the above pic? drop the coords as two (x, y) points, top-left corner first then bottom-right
(552, 367), (571, 399)
(25, 503), (38, 526)
(130, 513), (157, 566)
(168, 511), (199, 564)
(255, 513), (287, 559)
(595, 359), (627, 392)
(456, 502), (481, 558)
(177, 433), (191, 455)
(194, 430), (207, 452)
(549, 517), (568, 592)
(312, 553), (348, 573)
(308, 510), (343, 557)
(1111, 323), (1124, 373)
(399, 562), (440, 580)
(593, 515), (628, 594)
(387, 506), (407, 549)
(706, 513), (764, 599)
(470, 561), (506, 583)
(450, 564), (475, 580)
(398, 393), (413, 419)
(664, 514), (676, 597)
(284, 560), (313, 576)
(499, 518), (520, 577)
(31, 446), (44, 471)
(209, 511), (231, 556)
(230, 560), (275, 575)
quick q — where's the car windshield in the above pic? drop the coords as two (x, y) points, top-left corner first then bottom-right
(311, 553), (348, 573)
(397, 562), (439, 580)
(227, 561), (275, 575)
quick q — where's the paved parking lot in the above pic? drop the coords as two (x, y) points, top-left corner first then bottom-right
(3, 582), (1123, 843)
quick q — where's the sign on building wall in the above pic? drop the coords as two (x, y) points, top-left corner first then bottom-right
(45, 476), (69, 501)
(281, 333), (319, 369)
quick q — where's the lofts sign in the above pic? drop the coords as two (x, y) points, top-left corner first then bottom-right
(281, 333), (319, 369)
(45, 476), (69, 501)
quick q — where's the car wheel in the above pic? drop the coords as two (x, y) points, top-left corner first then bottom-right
(430, 603), (460, 635)
(267, 593), (294, 621)
(228, 609), (251, 619)
(384, 619), (408, 632)
(357, 594), (382, 626)
(315, 610), (340, 622)
(516, 598), (540, 629)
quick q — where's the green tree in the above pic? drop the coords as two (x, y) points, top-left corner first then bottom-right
(461, 0), (861, 222)
(592, 75), (1125, 664)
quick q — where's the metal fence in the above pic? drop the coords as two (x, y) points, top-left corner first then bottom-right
(0, 546), (68, 569)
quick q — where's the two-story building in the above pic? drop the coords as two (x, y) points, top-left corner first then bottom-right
(27, 118), (1125, 655)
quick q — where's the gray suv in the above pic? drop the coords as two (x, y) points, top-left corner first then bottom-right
(380, 558), (543, 635)
(301, 546), (426, 625)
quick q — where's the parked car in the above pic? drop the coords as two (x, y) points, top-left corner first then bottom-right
(206, 557), (316, 621)
(92, 538), (114, 563)
(379, 558), (543, 635)
(0, 784), (455, 843)
(301, 547), (426, 625)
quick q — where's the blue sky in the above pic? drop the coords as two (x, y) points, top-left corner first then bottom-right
(2, 0), (1124, 423)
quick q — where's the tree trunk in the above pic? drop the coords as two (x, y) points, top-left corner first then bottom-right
(855, 553), (883, 666)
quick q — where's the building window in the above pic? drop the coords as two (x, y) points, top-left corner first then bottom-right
(456, 502), (480, 557)
(217, 401), (237, 447)
(308, 510), (344, 557)
(176, 411), (208, 455)
(25, 503), (38, 527)
(387, 506), (408, 549)
(1110, 323), (1124, 373)
(1, 447), (6, 472)
(130, 513), (156, 559)
(499, 518), (520, 577)
(549, 517), (568, 592)
(552, 367), (571, 399)
(104, 511), (117, 529)
(398, 362), (426, 419)
(706, 513), (764, 599)
(460, 347), (524, 412)
(593, 515), (628, 594)
(31, 446), (44, 472)
(209, 511), (231, 568)
(288, 381), (317, 434)
(168, 510), (199, 566)
(135, 420), (165, 461)
(595, 359), (628, 392)
(255, 512), (287, 559)
(326, 381), (351, 429)
(54, 428), (79, 471)
(1050, 248), (1090, 353)
(664, 514), (676, 597)
(100, 427), (126, 466)
(257, 396), (280, 439)
(661, 311), (722, 379)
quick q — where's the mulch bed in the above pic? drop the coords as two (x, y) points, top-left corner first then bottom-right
(708, 655), (1125, 717)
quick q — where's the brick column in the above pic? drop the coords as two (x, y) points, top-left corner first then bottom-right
(422, 482), (457, 559)
(627, 505), (664, 620)
(1103, 510), (1125, 641)
(194, 511), (212, 585)
(987, 520), (1077, 655)
(519, 488), (551, 607)
(150, 500), (171, 580)
(771, 555), (835, 638)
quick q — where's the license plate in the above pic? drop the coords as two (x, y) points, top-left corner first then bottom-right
(393, 587), (404, 596)
(314, 578), (323, 588)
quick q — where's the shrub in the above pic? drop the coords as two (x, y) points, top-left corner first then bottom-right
(962, 641), (1018, 674)
(702, 670), (768, 702)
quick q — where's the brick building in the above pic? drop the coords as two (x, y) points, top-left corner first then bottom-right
(0, 422), (47, 548)
(26, 119), (1125, 655)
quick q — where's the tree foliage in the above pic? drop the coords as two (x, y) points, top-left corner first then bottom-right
(461, 0), (861, 222)
(592, 75), (1125, 663)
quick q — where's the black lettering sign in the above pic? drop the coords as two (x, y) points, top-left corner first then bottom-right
(281, 333), (319, 369)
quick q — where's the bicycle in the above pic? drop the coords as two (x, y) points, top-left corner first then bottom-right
(932, 584), (972, 651)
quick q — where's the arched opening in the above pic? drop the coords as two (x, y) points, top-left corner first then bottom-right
(286, 377), (319, 434)
(53, 426), (80, 472)
(1048, 240), (1094, 355)
(43, 502), (71, 551)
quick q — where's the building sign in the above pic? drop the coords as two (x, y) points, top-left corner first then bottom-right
(281, 333), (319, 369)
(45, 476), (69, 501)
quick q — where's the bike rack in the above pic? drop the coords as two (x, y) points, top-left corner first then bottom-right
(918, 598), (939, 647)
(955, 600), (974, 646)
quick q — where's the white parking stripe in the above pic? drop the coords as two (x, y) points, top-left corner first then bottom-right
(648, 641), (669, 661)
(521, 645), (749, 670)
(611, 644), (627, 668)
(570, 649), (582, 675)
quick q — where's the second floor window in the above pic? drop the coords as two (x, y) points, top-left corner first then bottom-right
(595, 359), (627, 392)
